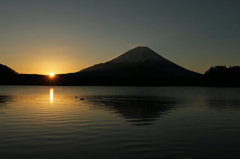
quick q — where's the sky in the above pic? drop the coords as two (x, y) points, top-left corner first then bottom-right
(0, 0), (239, 75)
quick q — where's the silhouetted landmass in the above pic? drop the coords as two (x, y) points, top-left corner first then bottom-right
(1, 46), (240, 87)
(1, 64), (240, 86)
(202, 66), (240, 86)
(1, 65), (240, 86)
(0, 64), (17, 75)
(0, 64), (18, 84)
(57, 46), (201, 86)
(78, 47), (201, 77)
(1, 46), (204, 86)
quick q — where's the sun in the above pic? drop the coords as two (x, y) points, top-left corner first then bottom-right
(49, 73), (55, 77)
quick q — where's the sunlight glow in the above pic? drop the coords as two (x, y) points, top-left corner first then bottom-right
(49, 73), (55, 77)
(50, 88), (54, 104)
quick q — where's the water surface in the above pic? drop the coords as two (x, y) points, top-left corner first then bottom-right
(1, 86), (240, 159)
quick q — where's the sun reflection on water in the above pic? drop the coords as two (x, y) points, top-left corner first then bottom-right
(50, 88), (54, 104)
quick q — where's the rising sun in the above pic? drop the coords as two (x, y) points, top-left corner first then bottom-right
(49, 73), (55, 77)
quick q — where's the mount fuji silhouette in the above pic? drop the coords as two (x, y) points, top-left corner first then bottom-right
(77, 46), (200, 77)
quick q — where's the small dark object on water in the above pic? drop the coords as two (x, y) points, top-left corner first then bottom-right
(80, 98), (84, 100)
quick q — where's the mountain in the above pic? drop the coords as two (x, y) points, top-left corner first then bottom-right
(78, 46), (200, 77)
(0, 64), (18, 85)
(0, 64), (17, 75)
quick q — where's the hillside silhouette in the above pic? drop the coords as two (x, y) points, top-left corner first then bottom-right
(0, 64), (17, 75)
(202, 66), (240, 86)
(0, 64), (18, 84)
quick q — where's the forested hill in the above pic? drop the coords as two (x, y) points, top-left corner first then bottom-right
(0, 64), (17, 75)
(203, 66), (240, 86)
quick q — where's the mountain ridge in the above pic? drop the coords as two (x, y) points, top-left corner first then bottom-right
(78, 46), (201, 77)
(106, 46), (168, 63)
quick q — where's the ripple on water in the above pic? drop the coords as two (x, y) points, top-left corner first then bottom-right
(1, 86), (240, 159)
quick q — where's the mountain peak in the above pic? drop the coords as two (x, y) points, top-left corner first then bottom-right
(107, 46), (166, 63)
(78, 46), (200, 77)
(133, 46), (150, 50)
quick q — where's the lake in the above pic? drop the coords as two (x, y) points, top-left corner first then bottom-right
(0, 86), (240, 159)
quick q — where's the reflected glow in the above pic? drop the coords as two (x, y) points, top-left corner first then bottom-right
(50, 88), (54, 104)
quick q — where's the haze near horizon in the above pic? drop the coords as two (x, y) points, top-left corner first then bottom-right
(0, 0), (239, 74)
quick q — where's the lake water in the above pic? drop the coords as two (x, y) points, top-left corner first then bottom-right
(0, 86), (240, 159)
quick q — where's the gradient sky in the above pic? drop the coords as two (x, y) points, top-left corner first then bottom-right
(0, 0), (239, 74)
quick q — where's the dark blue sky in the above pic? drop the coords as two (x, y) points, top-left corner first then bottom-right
(0, 0), (239, 74)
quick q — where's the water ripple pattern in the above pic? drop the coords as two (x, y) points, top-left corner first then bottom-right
(0, 86), (240, 159)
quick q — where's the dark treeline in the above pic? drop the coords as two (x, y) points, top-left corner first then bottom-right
(0, 74), (200, 86)
(1, 65), (240, 86)
(202, 66), (240, 87)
